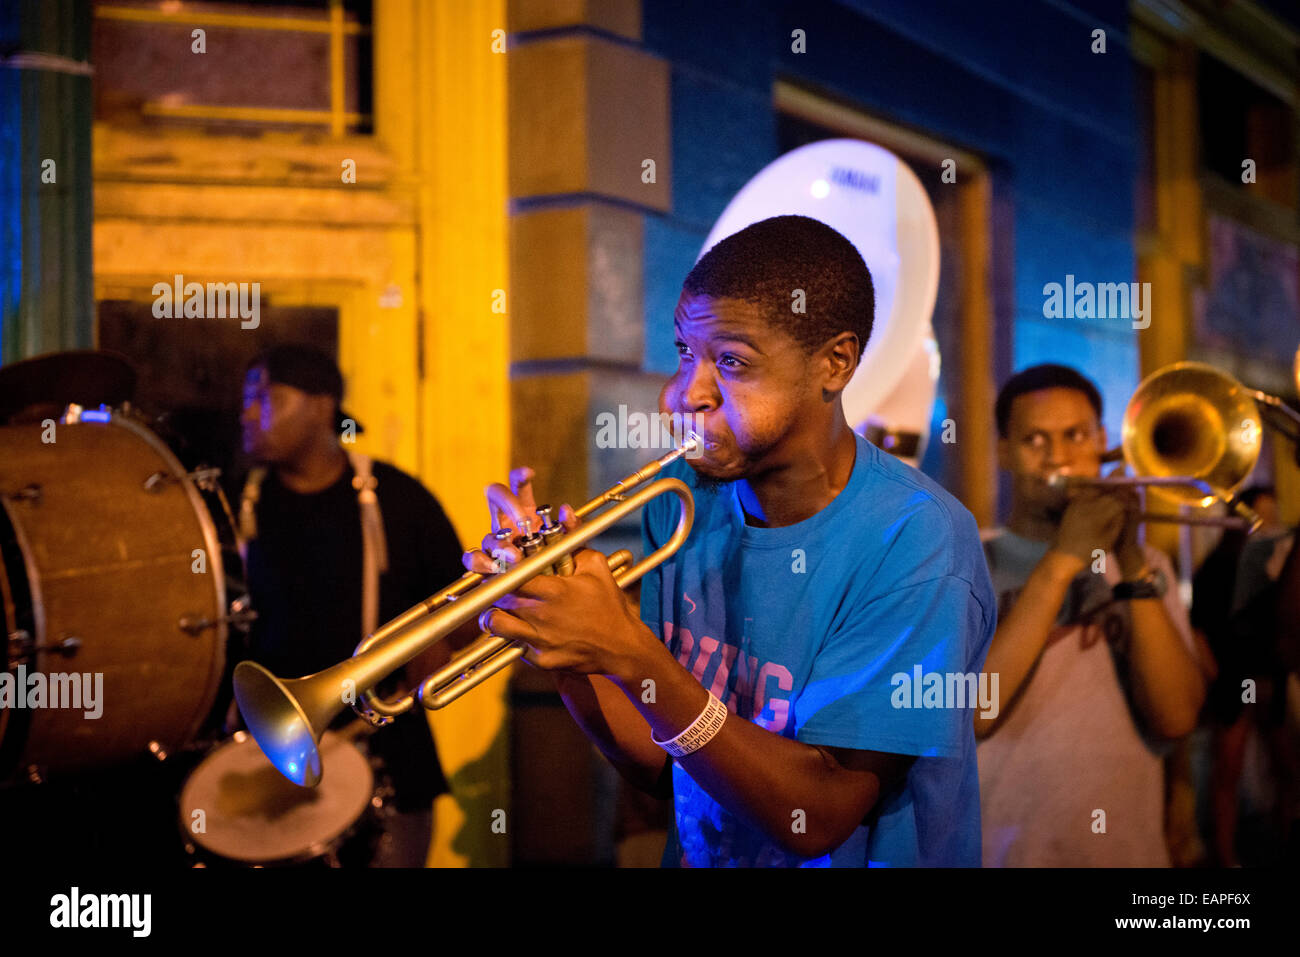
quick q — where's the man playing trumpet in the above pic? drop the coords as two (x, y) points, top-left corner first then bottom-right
(466, 215), (995, 866)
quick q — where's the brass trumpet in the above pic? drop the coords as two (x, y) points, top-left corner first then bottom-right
(1047, 361), (1300, 532)
(233, 436), (700, 787)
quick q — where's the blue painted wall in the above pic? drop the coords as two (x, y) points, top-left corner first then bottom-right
(0, 4), (23, 361)
(640, 0), (1141, 443)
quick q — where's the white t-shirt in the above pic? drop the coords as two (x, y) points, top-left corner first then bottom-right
(976, 530), (1194, 867)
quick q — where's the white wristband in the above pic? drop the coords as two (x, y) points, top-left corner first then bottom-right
(652, 692), (728, 758)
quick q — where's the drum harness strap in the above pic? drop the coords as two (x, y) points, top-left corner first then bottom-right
(238, 450), (390, 636)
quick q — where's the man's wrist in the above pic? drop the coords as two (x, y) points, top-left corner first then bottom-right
(607, 618), (670, 689)
(1043, 548), (1087, 580)
(1117, 546), (1148, 579)
(609, 631), (715, 743)
(1113, 566), (1167, 601)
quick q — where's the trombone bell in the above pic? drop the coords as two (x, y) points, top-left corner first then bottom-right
(1122, 361), (1261, 508)
(1046, 361), (1281, 531)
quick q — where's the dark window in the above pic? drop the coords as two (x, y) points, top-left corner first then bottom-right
(97, 298), (338, 489)
(93, 0), (373, 134)
(1198, 54), (1296, 211)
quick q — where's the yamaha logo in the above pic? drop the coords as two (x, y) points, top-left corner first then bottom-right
(829, 166), (880, 194)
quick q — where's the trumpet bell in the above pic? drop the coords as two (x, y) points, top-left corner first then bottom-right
(233, 661), (327, 787)
(1122, 361), (1261, 506)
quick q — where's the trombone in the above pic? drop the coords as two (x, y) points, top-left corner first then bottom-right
(1047, 361), (1300, 532)
(233, 435), (700, 787)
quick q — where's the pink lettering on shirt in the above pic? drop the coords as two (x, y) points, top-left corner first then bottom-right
(661, 617), (792, 734)
(708, 641), (740, 699)
(664, 620), (695, 671)
(692, 634), (719, 683)
(755, 662), (794, 733)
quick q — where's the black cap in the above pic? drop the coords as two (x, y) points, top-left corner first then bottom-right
(249, 344), (364, 434)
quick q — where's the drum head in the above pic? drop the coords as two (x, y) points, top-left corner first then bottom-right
(179, 731), (373, 864)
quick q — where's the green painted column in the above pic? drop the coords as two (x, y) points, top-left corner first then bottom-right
(0, 0), (93, 363)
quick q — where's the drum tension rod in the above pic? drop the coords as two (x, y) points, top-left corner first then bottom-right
(3, 484), (42, 504)
(178, 597), (257, 636)
(143, 467), (222, 493)
(7, 630), (81, 660)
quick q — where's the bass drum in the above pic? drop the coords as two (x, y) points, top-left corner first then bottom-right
(178, 731), (380, 867)
(0, 410), (228, 781)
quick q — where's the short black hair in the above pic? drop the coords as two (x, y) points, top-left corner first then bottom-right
(682, 215), (874, 358)
(995, 363), (1103, 437)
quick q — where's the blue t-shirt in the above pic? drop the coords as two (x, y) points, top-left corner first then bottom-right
(639, 433), (995, 866)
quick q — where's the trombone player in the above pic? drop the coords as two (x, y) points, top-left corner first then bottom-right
(975, 363), (1206, 867)
(465, 216), (996, 866)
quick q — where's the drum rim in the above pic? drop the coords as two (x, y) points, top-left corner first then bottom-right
(177, 731), (376, 866)
(0, 500), (38, 781)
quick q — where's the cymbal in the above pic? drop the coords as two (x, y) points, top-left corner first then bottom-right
(0, 350), (137, 424)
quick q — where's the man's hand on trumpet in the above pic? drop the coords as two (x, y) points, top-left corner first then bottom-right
(461, 467), (660, 678)
(473, 467), (571, 565)
(481, 549), (659, 677)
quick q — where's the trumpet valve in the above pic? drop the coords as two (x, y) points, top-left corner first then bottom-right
(517, 515), (544, 554)
(532, 507), (573, 575)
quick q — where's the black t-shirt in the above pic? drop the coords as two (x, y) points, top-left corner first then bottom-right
(244, 457), (464, 807)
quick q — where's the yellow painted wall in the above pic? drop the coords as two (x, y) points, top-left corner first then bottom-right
(377, 0), (512, 868)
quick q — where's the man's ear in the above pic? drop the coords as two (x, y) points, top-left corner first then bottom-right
(821, 332), (860, 394)
(996, 436), (1011, 471)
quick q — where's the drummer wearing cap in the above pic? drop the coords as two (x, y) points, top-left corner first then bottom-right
(237, 344), (468, 866)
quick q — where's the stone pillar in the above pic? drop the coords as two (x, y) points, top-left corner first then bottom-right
(508, 0), (671, 515)
(506, 0), (671, 863)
